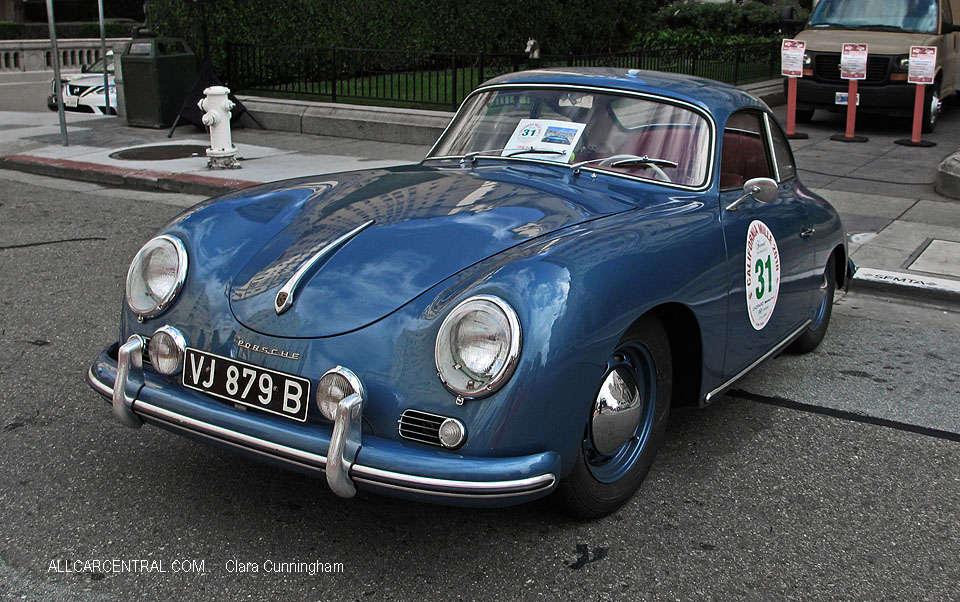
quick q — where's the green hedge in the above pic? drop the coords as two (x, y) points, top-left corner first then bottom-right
(631, 1), (797, 50)
(150, 0), (800, 75)
(0, 21), (24, 40)
(150, 0), (658, 70)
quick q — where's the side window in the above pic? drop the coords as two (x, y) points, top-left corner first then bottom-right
(720, 111), (773, 190)
(767, 117), (797, 181)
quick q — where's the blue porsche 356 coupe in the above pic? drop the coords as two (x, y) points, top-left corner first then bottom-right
(89, 68), (847, 517)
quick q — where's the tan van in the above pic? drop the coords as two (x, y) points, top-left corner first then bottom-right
(792, 0), (960, 132)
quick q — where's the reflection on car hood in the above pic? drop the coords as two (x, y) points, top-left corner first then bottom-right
(226, 164), (635, 338)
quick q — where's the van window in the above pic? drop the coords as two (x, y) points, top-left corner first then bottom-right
(809, 0), (938, 34)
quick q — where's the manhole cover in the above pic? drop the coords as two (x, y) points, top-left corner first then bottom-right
(110, 144), (209, 161)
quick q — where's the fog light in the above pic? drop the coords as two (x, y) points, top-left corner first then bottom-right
(148, 325), (186, 375)
(316, 366), (363, 421)
(438, 418), (466, 449)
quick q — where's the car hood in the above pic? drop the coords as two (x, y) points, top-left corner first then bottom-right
(797, 29), (940, 55)
(63, 73), (114, 86)
(226, 164), (635, 338)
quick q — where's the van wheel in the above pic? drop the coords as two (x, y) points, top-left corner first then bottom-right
(921, 83), (941, 134)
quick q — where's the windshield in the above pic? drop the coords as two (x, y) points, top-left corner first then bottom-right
(809, 0), (939, 34)
(428, 87), (713, 188)
(81, 56), (115, 75)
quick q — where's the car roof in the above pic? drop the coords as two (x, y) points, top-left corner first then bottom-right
(478, 67), (769, 121)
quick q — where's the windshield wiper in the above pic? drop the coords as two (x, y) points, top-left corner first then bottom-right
(434, 147), (568, 165)
(570, 154), (678, 173)
(504, 148), (566, 158)
(811, 22), (855, 30)
(852, 24), (909, 32)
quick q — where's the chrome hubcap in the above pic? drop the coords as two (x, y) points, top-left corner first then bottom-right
(583, 344), (657, 484)
(591, 366), (643, 455)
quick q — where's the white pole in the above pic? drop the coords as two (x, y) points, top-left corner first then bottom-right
(45, 0), (68, 146)
(98, 0), (110, 114)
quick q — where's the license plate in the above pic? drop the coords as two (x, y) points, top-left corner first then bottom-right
(182, 348), (310, 422)
(64, 95), (78, 108)
(834, 92), (860, 106)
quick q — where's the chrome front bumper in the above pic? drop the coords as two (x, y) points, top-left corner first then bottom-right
(89, 338), (558, 504)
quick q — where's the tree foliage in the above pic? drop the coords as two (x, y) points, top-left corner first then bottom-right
(149, 0), (795, 72)
(150, 0), (649, 67)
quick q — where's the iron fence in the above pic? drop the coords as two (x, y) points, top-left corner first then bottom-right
(224, 41), (781, 111)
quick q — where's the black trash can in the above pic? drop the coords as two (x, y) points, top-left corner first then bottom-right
(121, 37), (197, 128)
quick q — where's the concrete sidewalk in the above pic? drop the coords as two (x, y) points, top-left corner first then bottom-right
(0, 87), (958, 303)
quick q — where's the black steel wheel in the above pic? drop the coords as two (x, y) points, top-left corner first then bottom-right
(557, 315), (672, 519)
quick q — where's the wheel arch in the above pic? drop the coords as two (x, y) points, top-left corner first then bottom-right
(831, 243), (846, 288)
(625, 302), (703, 408)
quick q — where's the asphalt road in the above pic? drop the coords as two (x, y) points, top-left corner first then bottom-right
(1, 170), (959, 602)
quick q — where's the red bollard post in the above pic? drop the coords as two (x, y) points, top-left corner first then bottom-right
(830, 79), (868, 142)
(785, 77), (808, 140)
(895, 82), (936, 147)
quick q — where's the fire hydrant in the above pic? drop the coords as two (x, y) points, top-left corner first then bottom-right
(198, 86), (239, 169)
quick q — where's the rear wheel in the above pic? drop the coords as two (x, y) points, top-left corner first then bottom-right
(557, 315), (672, 518)
(795, 109), (814, 124)
(789, 256), (835, 354)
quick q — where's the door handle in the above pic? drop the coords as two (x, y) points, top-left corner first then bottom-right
(800, 227), (815, 239)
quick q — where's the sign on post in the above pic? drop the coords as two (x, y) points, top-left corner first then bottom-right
(830, 43), (868, 142)
(840, 43), (868, 80)
(781, 39), (806, 77)
(908, 46), (937, 84)
(895, 45), (938, 146)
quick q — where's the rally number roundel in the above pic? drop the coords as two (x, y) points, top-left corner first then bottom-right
(745, 220), (781, 330)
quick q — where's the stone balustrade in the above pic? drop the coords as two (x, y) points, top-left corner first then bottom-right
(0, 38), (130, 72)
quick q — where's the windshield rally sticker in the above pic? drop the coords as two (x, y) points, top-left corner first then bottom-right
(503, 119), (586, 163)
(745, 220), (781, 330)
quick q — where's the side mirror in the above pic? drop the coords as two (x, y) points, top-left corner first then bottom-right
(725, 177), (779, 212)
(798, 0), (812, 9)
(744, 177), (779, 203)
(949, 24), (960, 33)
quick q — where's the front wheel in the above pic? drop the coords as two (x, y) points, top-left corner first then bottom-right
(921, 82), (941, 134)
(557, 315), (672, 518)
(788, 256), (836, 354)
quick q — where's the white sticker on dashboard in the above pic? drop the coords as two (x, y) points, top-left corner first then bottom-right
(745, 220), (781, 330)
(502, 119), (586, 163)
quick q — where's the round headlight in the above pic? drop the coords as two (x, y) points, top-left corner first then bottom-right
(435, 295), (521, 399)
(148, 326), (186, 375)
(125, 235), (188, 319)
(316, 367), (364, 421)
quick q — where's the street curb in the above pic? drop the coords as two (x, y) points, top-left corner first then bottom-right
(0, 155), (260, 197)
(934, 151), (960, 201)
(848, 267), (960, 305)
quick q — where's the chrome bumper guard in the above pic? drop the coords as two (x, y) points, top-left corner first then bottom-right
(113, 335), (145, 429)
(91, 344), (556, 501)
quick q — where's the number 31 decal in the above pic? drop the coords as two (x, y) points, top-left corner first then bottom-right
(745, 221), (781, 330)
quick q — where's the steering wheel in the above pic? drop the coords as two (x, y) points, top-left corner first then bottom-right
(596, 155), (672, 182)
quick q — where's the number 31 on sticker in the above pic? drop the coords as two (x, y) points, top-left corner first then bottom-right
(745, 220), (781, 330)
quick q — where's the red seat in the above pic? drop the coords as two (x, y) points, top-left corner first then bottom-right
(720, 130), (772, 189)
